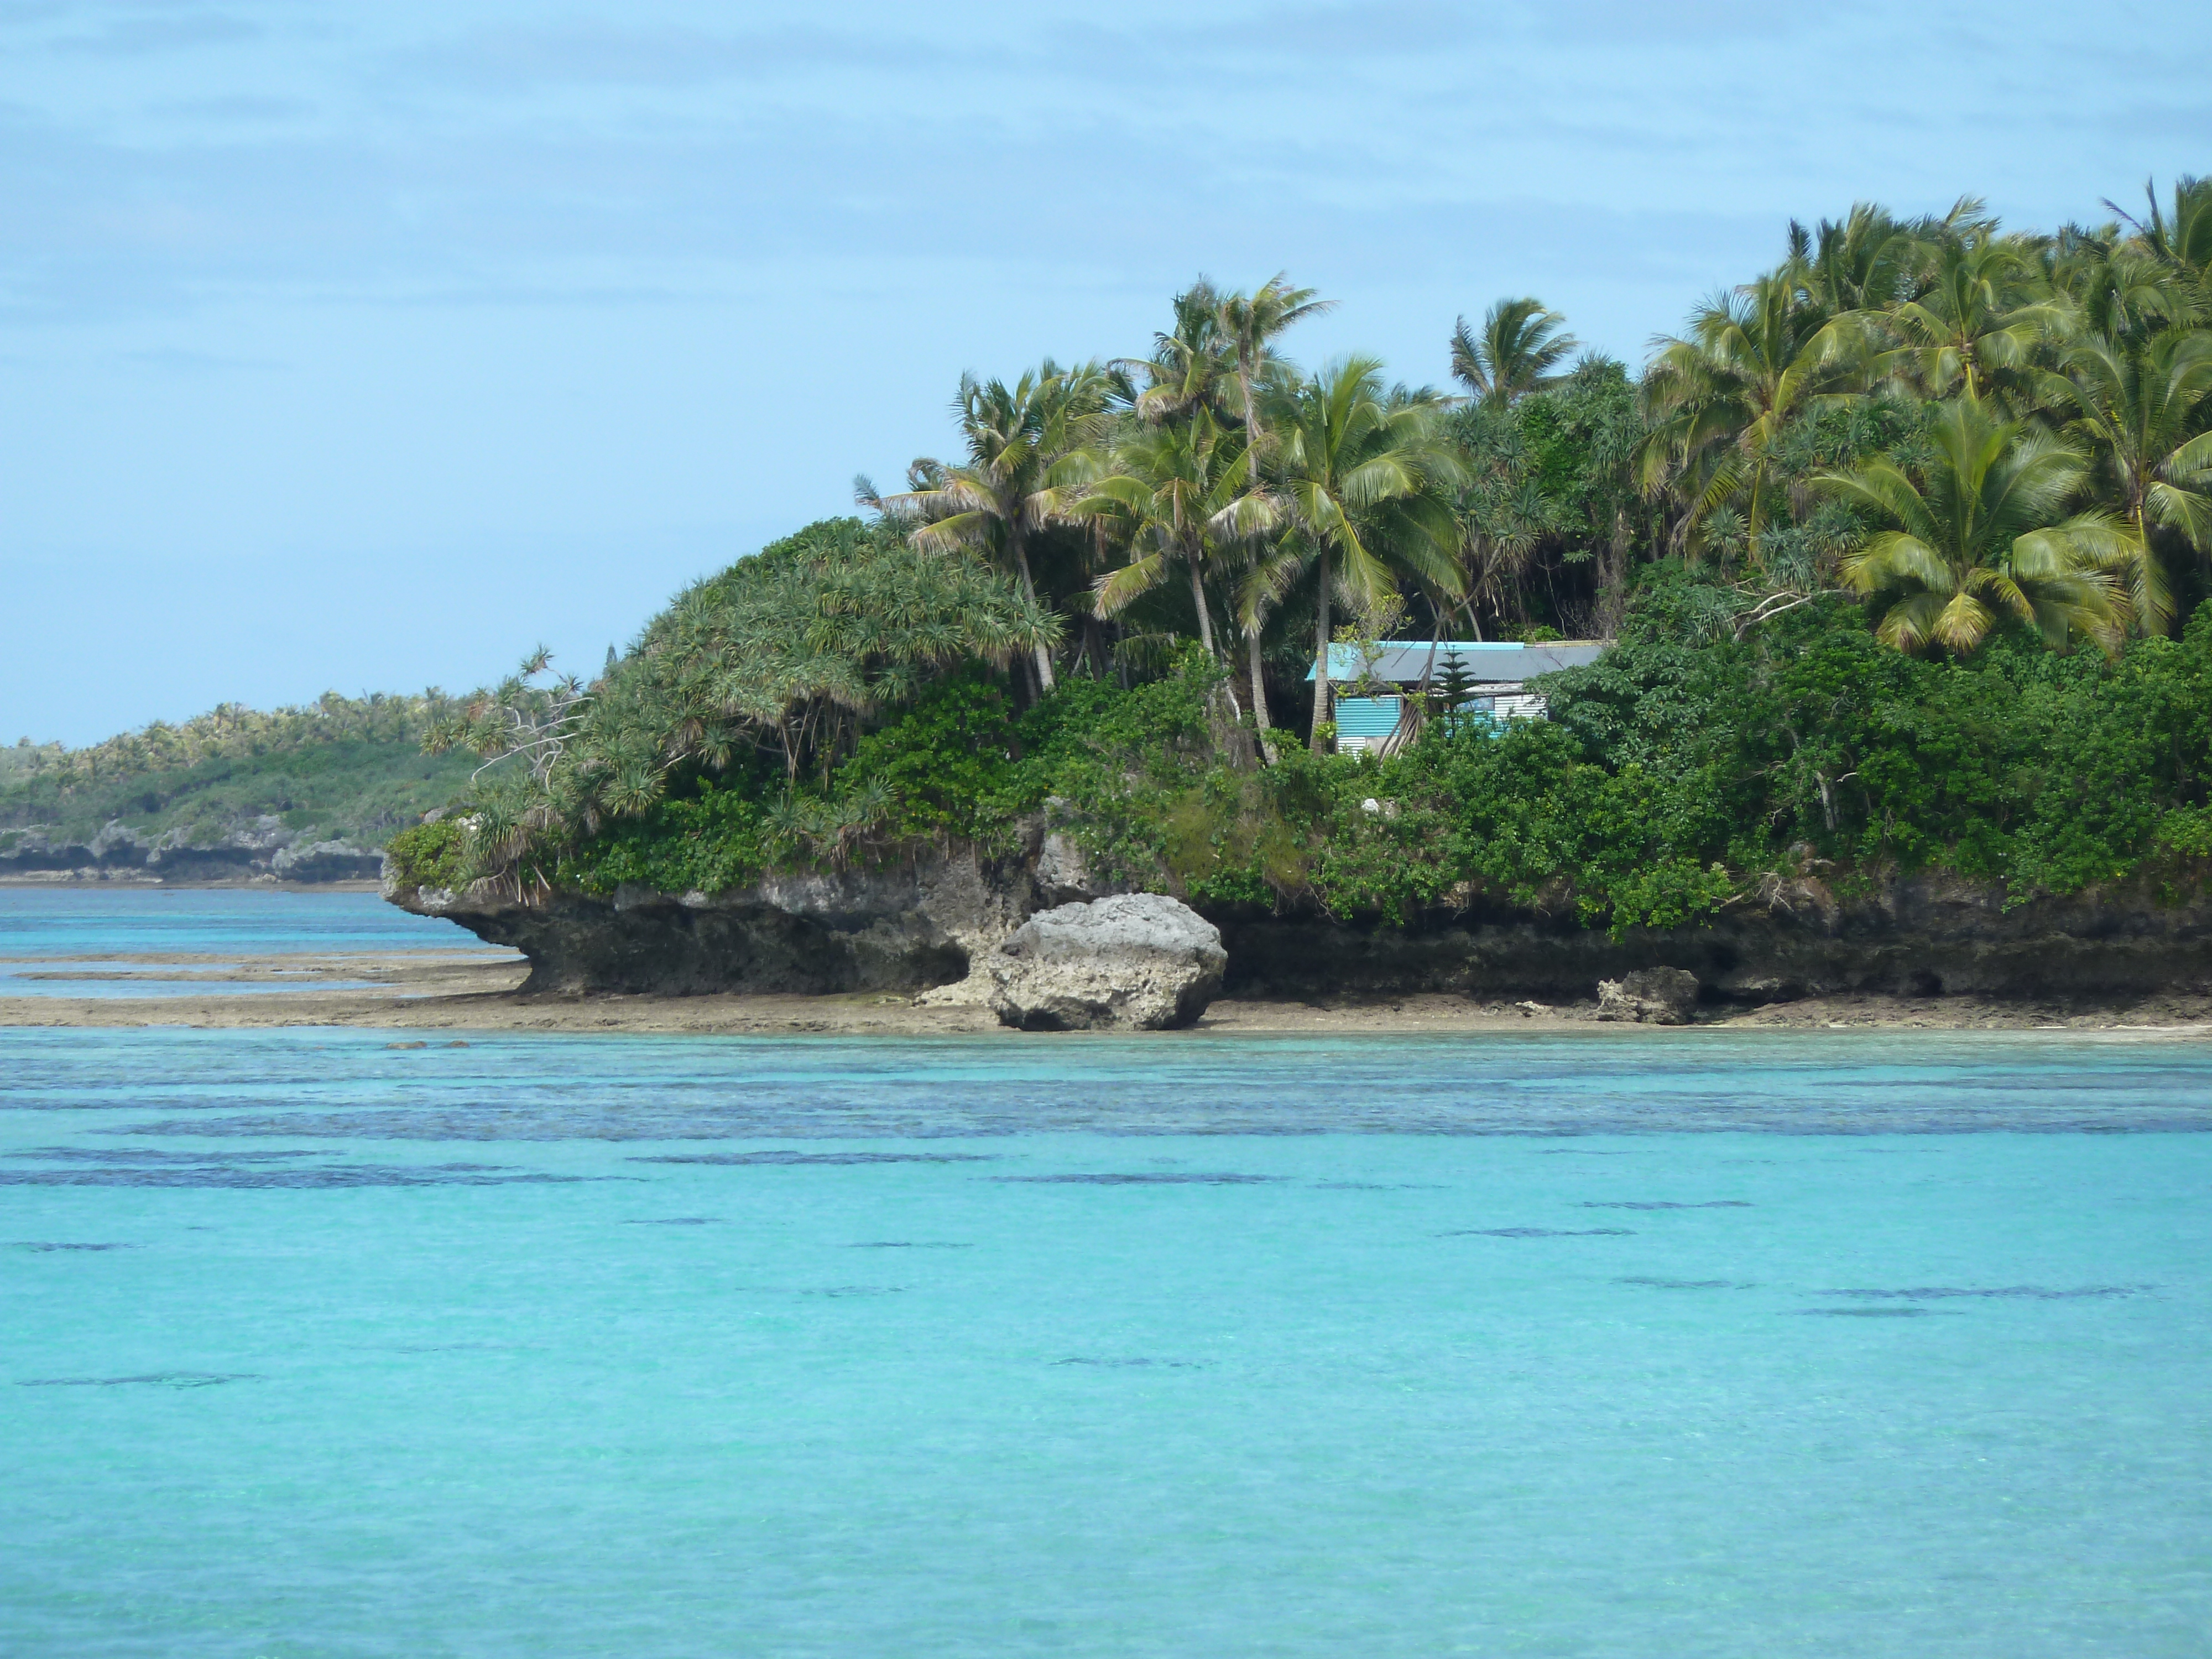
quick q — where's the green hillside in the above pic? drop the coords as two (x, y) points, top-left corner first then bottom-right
(2, 694), (477, 850)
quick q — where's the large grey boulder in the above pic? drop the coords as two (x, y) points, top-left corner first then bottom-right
(987, 894), (1227, 1031)
(1595, 967), (1700, 1025)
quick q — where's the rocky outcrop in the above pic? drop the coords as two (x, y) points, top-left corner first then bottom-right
(269, 839), (386, 883)
(986, 894), (1227, 1030)
(1212, 872), (2212, 1005)
(0, 818), (384, 884)
(390, 844), (1030, 997)
(1596, 967), (1700, 1024)
(1031, 796), (1128, 908)
(387, 840), (2212, 1009)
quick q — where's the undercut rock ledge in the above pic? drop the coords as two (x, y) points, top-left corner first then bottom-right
(387, 849), (2212, 1013)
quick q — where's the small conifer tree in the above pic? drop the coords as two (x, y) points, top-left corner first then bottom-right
(1430, 649), (1479, 735)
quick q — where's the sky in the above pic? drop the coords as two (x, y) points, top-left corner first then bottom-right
(3, 0), (2208, 744)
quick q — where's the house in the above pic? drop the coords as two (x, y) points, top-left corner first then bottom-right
(1307, 639), (1609, 754)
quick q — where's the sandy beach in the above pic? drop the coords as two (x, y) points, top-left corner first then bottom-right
(4, 944), (2210, 1035)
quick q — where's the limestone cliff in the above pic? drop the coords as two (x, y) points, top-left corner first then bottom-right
(389, 844), (1034, 996)
(1212, 872), (2212, 1004)
(0, 817), (385, 884)
(385, 838), (2212, 1007)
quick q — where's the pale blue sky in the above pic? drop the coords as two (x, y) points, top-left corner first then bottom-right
(3, 0), (2206, 743)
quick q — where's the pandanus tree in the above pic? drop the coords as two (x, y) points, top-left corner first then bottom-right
(1265, 359), (1464, 749)
(1440, 401), (1549, 638)
(2045, 326), (2212, 633)
(425, 519), (1062, 889)
(1639, 270), (1866, 555)
(585, 519), (1061, 792)
(1816, 397), (2132, 655)
(864, 362), (1109, 693)
(1449, 298), (1579, 409)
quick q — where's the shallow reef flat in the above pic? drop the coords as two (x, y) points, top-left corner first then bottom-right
(4, 954), (2211, 1036)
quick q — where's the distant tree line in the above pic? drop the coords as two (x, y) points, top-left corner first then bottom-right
(10, 692), (463, 792)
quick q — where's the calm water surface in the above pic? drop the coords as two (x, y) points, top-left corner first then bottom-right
(0, 888), (515, 996)
(2, 896), (2208, 1656)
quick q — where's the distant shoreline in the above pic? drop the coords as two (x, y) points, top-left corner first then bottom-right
(4, 948), (2210, 1036)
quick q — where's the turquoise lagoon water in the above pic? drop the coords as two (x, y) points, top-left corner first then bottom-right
(3, 917), (2211, 1655)
(0, 888), (515, 997)
(0, 888), (507, 957)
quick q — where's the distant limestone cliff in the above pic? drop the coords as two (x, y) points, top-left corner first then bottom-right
(0, 818), (386, 884)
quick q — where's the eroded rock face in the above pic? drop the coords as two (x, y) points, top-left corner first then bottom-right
(0, 817), (383, 883)
(387, 832), (2212, 1009)
(1214, 872), (2212, 1005)
(1031, 797), (1126, 908)
(389, 845), (1026, 997)
(1595, 967), (1700, 1024)
(987, 894), (1226, 1031)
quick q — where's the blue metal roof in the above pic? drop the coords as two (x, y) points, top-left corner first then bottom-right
(1308, 640), (1606, 683)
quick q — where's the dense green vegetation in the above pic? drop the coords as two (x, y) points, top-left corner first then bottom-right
(399, 178), (2212, 926)
(2, 695), (476, 849)
(398, 583), (2212, 927)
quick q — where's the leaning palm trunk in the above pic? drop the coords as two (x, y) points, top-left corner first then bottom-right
(1183, 543), (1219, 660)
(1006, 528), (1057, 692)
(1308, 547), (1333, 752)
(1239, 366), (1263, 483)
(1180, 546), (1247, 726)
(1247, 624), (1278, 765)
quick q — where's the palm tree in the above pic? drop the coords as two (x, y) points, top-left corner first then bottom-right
(2109, 174), (2212, 316)
(1125, 280), (1230, 426)
(1816, 397), (2132, 655)
(1213, 275), (1332, 750)
(2046, 222), (2189, 345)
(1266, 359), (1464, 749)
(1449, 299), (1579, 409)
(2046, 326), (2212, 633)
(866, 362), (1109, 692)
(1877, 234), (2067, 406)
(1793, 202), (1919, 317)
(1083, 410), (1279, 675)
(1639, 271), (1864, 553)
(1217, 274), (1333, 478)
